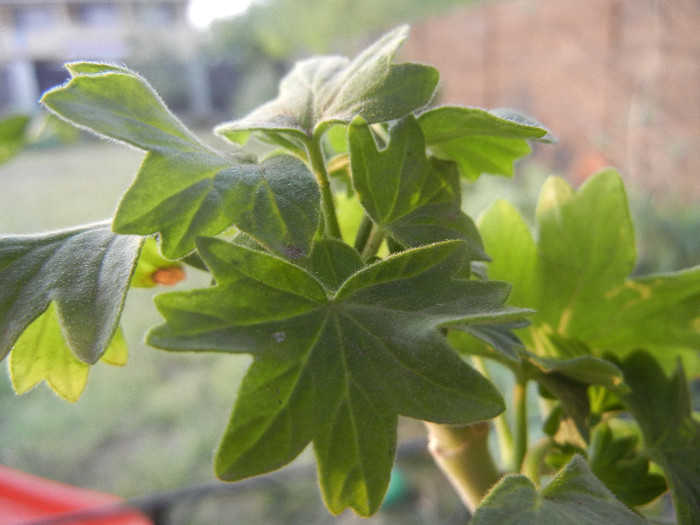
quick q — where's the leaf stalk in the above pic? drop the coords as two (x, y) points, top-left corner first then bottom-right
(307, 136), (342, 239)
(425, 421), (501, 513)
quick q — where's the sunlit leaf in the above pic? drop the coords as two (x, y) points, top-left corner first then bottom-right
(418, 106), (552, 181)
(9, 304), (128, 401)
(41, 66), (320, 259)
(216, 25), (438, 147)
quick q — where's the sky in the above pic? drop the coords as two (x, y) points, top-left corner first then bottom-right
(187, 0), (257, 28)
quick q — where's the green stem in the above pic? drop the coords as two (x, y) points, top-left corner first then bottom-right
(521, 436), (554, 486)
(354, 215), (374, 253)
(425, 421), (501, 513)
(361, 225), (385, 261)
(472, 357), (514, 470)
(307, 136), (342, 239)
(513, 375), (529, 473)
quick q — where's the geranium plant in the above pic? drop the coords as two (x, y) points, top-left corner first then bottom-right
(1, 26), (698, 523)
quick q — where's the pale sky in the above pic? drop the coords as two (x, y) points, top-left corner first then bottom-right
(187, 0), (257, 28)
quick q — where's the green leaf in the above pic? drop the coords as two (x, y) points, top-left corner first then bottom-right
(8, 303), (128, 401)
(216, 25), (438, 147)
(41, 65), (320, 259)
(418, 106), (552, 181)
(477, 170), (700, 357)
(617, 351), (700, 525)
(588, 423), (667, 507)
(0, 222), (141, 363)
(471, 455), (648, 524)
(0, 114), (31, 164)
(349, 115), (485, 259)
(148, 238), (523, 515)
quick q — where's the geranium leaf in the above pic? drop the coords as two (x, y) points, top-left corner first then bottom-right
(617, 351), (700, 525)
(41, 65), (320, 259)
(587, 423), (667, 507)
(0, 222), (141, 364)
(148, 238), (527, 515)
(477, 170), (700, 357)
(418, 106), (552, 181)
(349, 115), (486, 259)
(216, 25), (438, 147)
(471, 455), (648, 524)
(9, 304), (128, 402)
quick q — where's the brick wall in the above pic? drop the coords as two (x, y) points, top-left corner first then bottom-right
(403, 0), (700, 202)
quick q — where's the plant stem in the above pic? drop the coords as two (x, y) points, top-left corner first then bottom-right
(307, 137), (342, 239)
(513, 375), (529, 473)
(354, 215), (374, 253)
(425, 421), (501, 513)
(361, 224), (385, 260)
(471, 357), (515, 470)
(521, 436), (554, 486)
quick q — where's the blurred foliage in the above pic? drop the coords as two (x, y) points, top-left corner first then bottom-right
(204, 0), (478, 116)
(207, 0), (479, 60)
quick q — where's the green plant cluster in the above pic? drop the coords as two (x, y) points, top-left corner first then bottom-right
(0, 26), (698, 523)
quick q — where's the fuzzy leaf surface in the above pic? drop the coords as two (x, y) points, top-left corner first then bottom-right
(349, 115), (485, 259)
(41, 65), (319, 259)
(418, 106), (552, 180)
(0, 222), (141, 364)
(471, 455), (648, 524)
(148, 238), (525, 515)
(217, 25), (438, 147)
(477, 170), (700, 357)
(617, 352), (700, 525)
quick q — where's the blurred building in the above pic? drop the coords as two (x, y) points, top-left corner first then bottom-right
(404, 0), (700, 202)
(0, 0), (210, 116)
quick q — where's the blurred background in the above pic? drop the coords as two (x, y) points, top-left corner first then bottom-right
(0, 0), (698, 523)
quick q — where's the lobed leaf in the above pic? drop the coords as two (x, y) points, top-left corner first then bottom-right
(0, 222), (141, 364)
(216, 25), (438, 147)
(9, 304), (128, 401)
(477, 170), (700, 357)
(148, 238), (526, 515)
(418, 106), (552, 181)
(41, 65), (320, 259)
(617, 351), (700, 525)
(471, 455), (648, 524)
(349, 115), (486, 259)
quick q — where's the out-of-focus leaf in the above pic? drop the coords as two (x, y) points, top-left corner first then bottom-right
(617, 351), (700, 525)
(9, 304), (127, 401)
(471, 455), (648, 524)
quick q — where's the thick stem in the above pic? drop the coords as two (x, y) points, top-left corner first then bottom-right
(471, 357), (515, 470)
(307, 137), (342, 239)
(425, 421), (501, 513)
(512, 376), (529, 473)
(521, 436), (554, 486)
